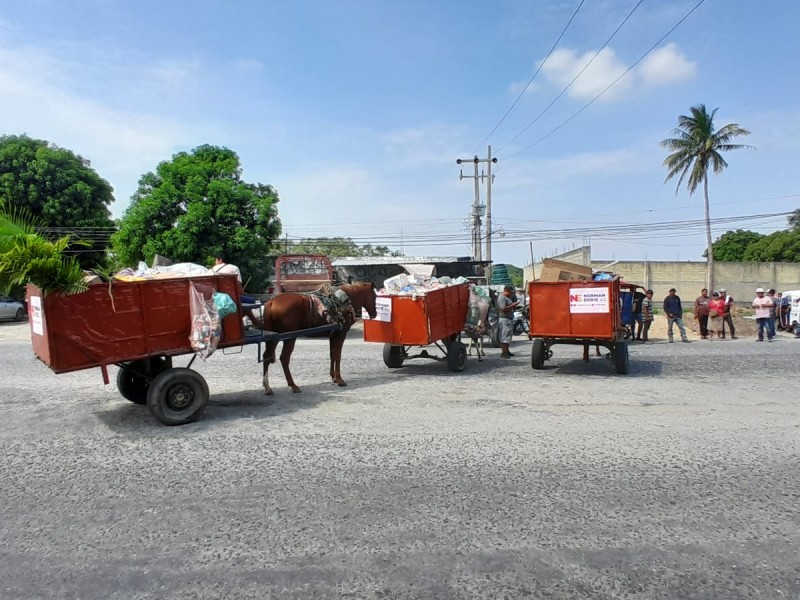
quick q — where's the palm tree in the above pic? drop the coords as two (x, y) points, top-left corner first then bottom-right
(788, 209), (800, 231)
(661, 104), (752, 290)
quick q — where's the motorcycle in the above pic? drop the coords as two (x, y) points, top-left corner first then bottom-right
(513, 304), (529, 335)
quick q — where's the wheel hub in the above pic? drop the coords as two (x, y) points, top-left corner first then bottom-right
(166, 384), (194, 410)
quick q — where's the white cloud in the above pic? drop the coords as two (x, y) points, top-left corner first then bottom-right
(638, 43), (697, 87)
(0, 41), (191, 214)
(537, 44), (696, 102)
(542, 47), (631, 100)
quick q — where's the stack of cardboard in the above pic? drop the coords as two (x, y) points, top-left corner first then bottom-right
(538, 258), (593, 282)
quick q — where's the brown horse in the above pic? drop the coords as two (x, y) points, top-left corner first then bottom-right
(251, 283), (377, 394)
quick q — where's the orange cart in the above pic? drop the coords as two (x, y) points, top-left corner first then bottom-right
(363, 284), (470, 372)
(527, 278), (631, 374)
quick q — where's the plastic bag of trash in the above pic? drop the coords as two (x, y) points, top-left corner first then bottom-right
(213, 292), (237, 319)
(189, 282), (221, 360)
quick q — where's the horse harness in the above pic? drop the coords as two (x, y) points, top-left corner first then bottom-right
(308, 285), (355, 329)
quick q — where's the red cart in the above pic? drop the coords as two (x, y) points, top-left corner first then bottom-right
(28, 274), (339, 425)
(363, 284), (470, 372)
(527, 279), (630, 374)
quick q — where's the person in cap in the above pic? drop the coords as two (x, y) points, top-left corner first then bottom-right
(640, 289), (655, 343)
(752, 287), (774, 342)
(707, 292), (725, 340)
(718, 287), (736, 339)
(496, 284), (519, 358)
(662, 287), (690, 343)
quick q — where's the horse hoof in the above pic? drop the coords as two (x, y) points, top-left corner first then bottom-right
(337, 380), (347, 387)
(264, 389), (274, 396)
(291, 387), (302, 393)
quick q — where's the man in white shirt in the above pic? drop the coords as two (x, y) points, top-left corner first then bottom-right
(211, 252), (242, 283)
(752, 287), (774, 342)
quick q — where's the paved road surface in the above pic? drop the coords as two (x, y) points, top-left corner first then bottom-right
(1, 324), (799, 599)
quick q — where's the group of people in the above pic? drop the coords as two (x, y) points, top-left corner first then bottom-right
(628, 286), (789, 344)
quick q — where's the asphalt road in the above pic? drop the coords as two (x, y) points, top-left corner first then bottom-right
(1, 323), (799, 599)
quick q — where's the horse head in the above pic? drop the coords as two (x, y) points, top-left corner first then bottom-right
(343, 282), (377, 319)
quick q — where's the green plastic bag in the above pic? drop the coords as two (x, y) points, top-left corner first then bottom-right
(213, 292), (237, 319)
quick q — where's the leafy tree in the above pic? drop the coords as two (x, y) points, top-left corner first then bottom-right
(742, 230), (800, 262)
(287, 237), (398, 259)
(708, 229), (765, 261)
(0, 135), (114, 267)
(788, 209), (800, 231)
(661, 105), (752, 290)
(112, 145), (281, 292)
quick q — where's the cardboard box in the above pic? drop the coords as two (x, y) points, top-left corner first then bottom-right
(538, 258), (593, 282)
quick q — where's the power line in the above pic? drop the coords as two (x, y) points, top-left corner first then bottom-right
(507, 0), (706, 158)
(498, 0), (646, 153)
(471, 0), (586, 152)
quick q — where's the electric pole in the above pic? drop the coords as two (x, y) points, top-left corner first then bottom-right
(456, 147), (497, 276)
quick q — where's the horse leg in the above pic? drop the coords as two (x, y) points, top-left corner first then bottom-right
(330, 334), (347, 386)
(595, 345), (602, 356)
(278, 338), (301, 393)
(262, 340), (278, 395)
(582, 344), (589, 363)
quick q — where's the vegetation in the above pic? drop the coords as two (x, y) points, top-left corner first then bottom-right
(0, 135), (114, 268)
(282, 237), (399, 259)
(661, 104), (752, 289)
(0, 203), (88, 295)
(708, 229), (766, 261)
(112, 145), (281, 293)
(711, 212), (800, 262)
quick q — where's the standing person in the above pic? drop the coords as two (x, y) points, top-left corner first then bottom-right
(632, 289), (645, 341)
(767, 289), (778, 339)
(663, 288), (690, 343)
(719, 288), (737, 339)
(641, 289), (655, 343)
(497, 284), (518, 359)
(752, 288), (775, 342)
(707, 292), (725, 340)
(693, 288), (710, 340)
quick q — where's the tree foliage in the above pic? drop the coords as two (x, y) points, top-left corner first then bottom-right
(661, 105), (752, 288)
(112, 145), (281, 292)
(709, 229), (765, 261)
(0, 135), (114, 267)
(285, 237), (399, 259)
(0, 203), (88, 295)
(742, 230), (800, 262)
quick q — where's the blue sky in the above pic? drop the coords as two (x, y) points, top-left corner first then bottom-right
(2, 0), (798, 266)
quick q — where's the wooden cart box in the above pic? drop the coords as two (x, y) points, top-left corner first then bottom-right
(363, 284), (470, 346)
(28, 275), (244, 374)
(528, 280), (622, 341)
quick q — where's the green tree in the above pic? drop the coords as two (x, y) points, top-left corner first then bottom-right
(743, 230), (800, 262)
(661, 105), (752, 290)
(0, 135), (114, 267)
(112, 145), (281, 292)
(287, 237), (398, 259)
(708, 229), (765, 261)
(788, 209), (800, 231)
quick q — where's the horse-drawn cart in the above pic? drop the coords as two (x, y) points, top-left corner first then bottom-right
(27, 274), (340, 425)
(527, 279), (632, 374)
(363, 283), (471, 372)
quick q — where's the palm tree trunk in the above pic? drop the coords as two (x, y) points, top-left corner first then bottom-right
(703, 176), (713, 291)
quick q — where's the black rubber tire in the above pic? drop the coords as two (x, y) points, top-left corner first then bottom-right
(614, 341), (629, 375)
(490, 323), (501, 348)
(531, 339), (545, 370)
(446, 341), (467, 372)
(513, 321), (525, 336)
(116, 357), (171, 405)
(383, 344), (404, 368)
(14, 308), (26, 321)
(146, 368), (209, 426)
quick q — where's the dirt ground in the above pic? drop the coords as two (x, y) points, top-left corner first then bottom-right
(648, 311), (758, 340)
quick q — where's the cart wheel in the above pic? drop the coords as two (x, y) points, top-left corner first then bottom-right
(146, 368), (209, 426)
(15, 308), (26, 321)
(446, 341), (467, 372)
(116, 357), (172, 405)
(531, 338), (546, 370)
(383, 344), (405, 368)
(614, 341), (629, 375)
(490, 323), (501, 348)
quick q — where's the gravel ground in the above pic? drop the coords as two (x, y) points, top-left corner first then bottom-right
(1, 321), (799, 599)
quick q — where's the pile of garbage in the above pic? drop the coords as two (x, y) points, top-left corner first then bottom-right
(378, 273), (470, 296)
(113, 261), (213, 282)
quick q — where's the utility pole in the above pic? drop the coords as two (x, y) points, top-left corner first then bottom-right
(457, 147), (497, 278)
(456, 155), (483, 262)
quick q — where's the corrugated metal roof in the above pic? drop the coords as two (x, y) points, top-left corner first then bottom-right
(332, 256), (480, 266)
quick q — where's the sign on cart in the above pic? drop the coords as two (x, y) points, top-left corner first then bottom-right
(363, 297), (392, 322)
(569, 287), (609, 314)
